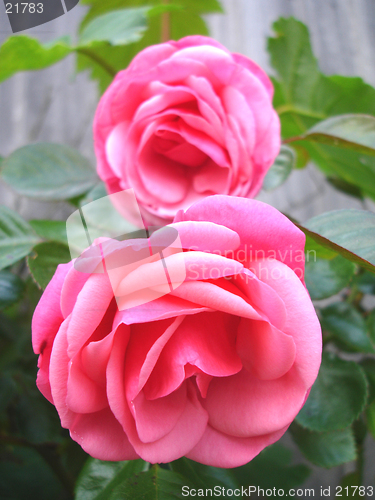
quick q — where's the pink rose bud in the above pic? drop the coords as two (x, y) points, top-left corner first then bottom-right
(32, 196), (321, 467)
(94, 36), (281, 225)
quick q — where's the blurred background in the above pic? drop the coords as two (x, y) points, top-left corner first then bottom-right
(1, 0), (375, 223)
(1, 0), (375, 494)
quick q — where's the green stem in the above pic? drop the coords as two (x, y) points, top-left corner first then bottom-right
(356, 442), (364, 485)
(76, 47), (117, 77)
(161, 0), (170, 43)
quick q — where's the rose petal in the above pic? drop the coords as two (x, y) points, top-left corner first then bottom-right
(170, 281), (262, 321)
(193, 160), (230, 194)
(132, 384), (187, 443)
(170, 220), (240, 253)
(234, 269), (287, 330)
(49, 317), (76, 428)
(114, 294), (212, 325)
(144, 312), (242, 400)
(32, 262), (71, 354)
(249, 259), (322, 387)
(126, 381), (208, 463)
(70, 407), (138, 461)
(66, 354), (108, 414)
(236, 319), (296, 380)
(105, 122), (130, 179)
(60, 264), (91, 319)
(137, 140), (189, 204)
(186, 423), (288, 468)
(232, 53), (274, 98)
(66, 272), (114, 358)
(181, 196), (306, 279)
(204, 367), (307, 437)
(81, 331), (116, 386)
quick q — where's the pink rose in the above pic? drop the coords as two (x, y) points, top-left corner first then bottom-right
(94, 36), (280, 225)
(32, 196), (321, 467)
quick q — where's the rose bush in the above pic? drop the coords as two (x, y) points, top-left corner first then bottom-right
(32, 196), (321, 468)
(94, 36), (280, 225)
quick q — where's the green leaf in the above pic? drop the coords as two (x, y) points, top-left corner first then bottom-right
(366, 399), (375, 439)
(80, 0), (222, 28)
(366, 309), (375, 347)
(353, 271), (375, 295)
(174, 0), (223, 13)
(308, 145), (375, 200)
(0, 372), (18, 413)
(170, 458), (237, 495)
(321, 302), (374, 353)
(0, 206), (40, 270)
(79, 7), (150, 46)
(109, 464), (190, 500)
(75, 458), (149, 500)
(304, 255), (355, 300)
(300, 209), (375, 274)
(327, 177), (364, 200)
(10, 388), (63, 444)
(304, 233), (337, 260)
(291, 144), (310, 169)
(296, 352), (368, 432)
(0, 35), (72, 83)
(1, 144), (99, 201)
(0, 447), (68, 500)
(290, 423), (357, 468)
(77, 0), (213, 92)
(0, 271), (24, 309)
(361, 358), (375, 404)
(269, 18), (375, 200)
(29, 220), (68, 245)
(231, 443), (310, 492)
(27, 242), (71, 289)
(300, 114), (375, 156)
(262, 145), (295, 191)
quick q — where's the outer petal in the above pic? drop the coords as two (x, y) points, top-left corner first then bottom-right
(66, 272), (114, 358)
(60, 264), (91, 319)
(32, 262), (72, 354)
(49, 316), (76, 428)
(70, 407), (139, 461)
(180, 195), (306, 279)
(32, 262), (71, 402)
(249, 259), (322, 387)
(204, 367), (307, 438)
(186, 424), (288, 468)
(232, 53), (274, 99)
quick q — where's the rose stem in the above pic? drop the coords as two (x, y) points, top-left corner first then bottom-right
(161, 0), (170, 43)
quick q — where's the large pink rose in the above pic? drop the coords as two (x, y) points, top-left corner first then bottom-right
(32, 196), (321, 468)
(94, 36), (280, 225)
